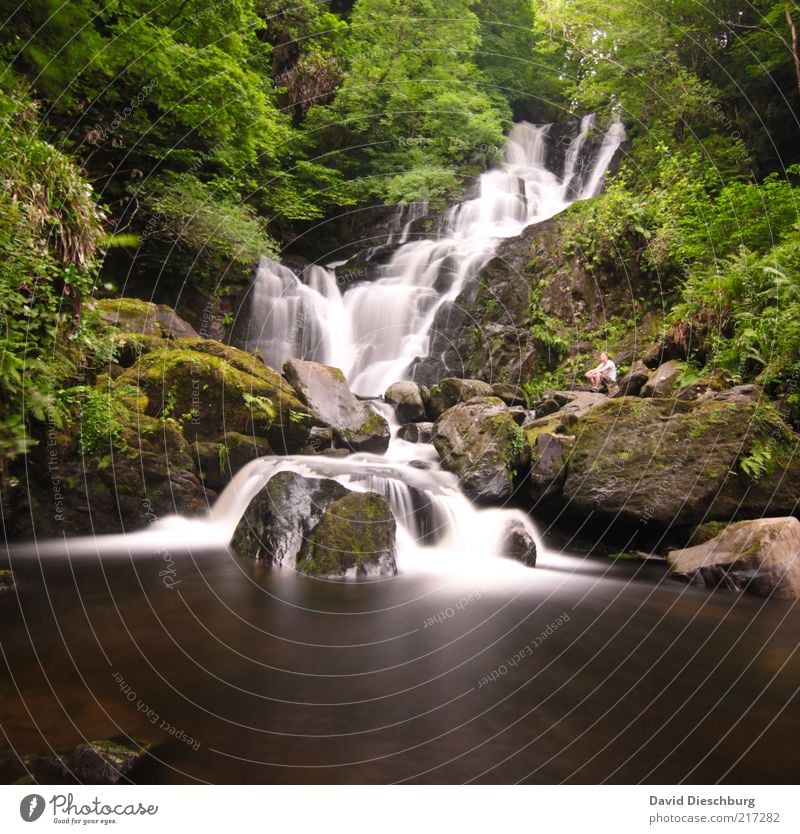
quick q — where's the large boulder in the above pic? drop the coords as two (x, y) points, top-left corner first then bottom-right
(231, 471), (348, 565)
(641, 360), (684, 398)
(427, 378), (493, 420)
(385, 381), (427, 423)
(558, 397), (800, 529)
(433, 397), (527, 503)
(284, 359), (390, 453)
(116, 338), (312, 453)
(528, 433), (572, 502)
(299, 491), (397, 578)
(667, 517), (800, 599)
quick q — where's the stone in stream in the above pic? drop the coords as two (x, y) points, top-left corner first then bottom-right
(231, 472), (398, 577)
(503, 519), (537, 567)
(299, 491), (397, 578)
(397, 422), (435, 444)
(432, 397), (527, 503)
(384, 381), (428, 423)
(667, 517), (800, 599)
(283, 358), (390, 453)
(231, 471), (348, 566)
(426, 377), (493, 420)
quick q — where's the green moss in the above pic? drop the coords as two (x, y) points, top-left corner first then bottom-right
(300, 492), (395, 577)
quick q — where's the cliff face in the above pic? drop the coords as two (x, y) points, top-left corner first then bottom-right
(410, 211), (654, 388)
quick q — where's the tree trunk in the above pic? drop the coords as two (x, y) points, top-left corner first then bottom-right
(786, 3), (800, 97)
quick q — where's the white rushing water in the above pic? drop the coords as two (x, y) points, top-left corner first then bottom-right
(14, 119), (624, 575)
(246, 117), (625, 396)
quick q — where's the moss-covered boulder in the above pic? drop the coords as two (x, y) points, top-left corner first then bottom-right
(299, 491), (397, 578)
(667, 517), (800, 598)
(433, 397), (527, 503)
(95, 297), (198, 339)
(427, 378), (493, 420)
(117, 340), (312, 453)
(231, 471), (349, 565)
(283, 359), (390, 453)
(558, 396), (800, 529)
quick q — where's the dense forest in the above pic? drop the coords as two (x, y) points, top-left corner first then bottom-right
(1, 0), (799, 519)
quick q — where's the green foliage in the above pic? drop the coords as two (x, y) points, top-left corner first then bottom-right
(0, 84), (103, 462)
(308, 0), (510, 205)
(242, 392), (276, 429)
(62, 386), (127, 457)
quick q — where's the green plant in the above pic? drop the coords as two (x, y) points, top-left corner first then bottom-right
(242, 392), (276, 428)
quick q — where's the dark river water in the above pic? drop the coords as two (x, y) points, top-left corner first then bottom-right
(2, 546), (799, 784)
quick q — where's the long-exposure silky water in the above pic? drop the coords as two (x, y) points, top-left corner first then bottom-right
(10, 119), (625, 573)
(246, 118), (625, 396)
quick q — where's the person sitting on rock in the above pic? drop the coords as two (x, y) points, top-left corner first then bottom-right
(585, 352), (617, 392)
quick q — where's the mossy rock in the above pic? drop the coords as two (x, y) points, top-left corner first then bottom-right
(427, 378), (493, 420)
(299, 491), (397, 578)
(116, 342), (311, 453)
(95, 297), (198, 339)
(433, 397), (528, 503)
(560, 397), (800, 528)
(231, 472), (349, 564)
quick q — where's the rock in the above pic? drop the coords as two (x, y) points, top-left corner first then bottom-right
(385, 381), (427, 423)
(231, 471), (348, 565)
(17, 738), (152, 785)
(528, 433), (571, 502)
(557, 397), (800, 529)
(508, 406), (528, 425)
(492, 384), (528, 407)
(116, 338), (312, 454)
(195, 432), (272, 492)
(711, 384), (759, 404)
(503, 519), (537, 567)
(283, 359), (390, 453)
(532, 397), (563, 418)
(612, 360), (651, 398)
(433, 397), (527, 503)
(554, 390), (608, 417)
(0, 569), (14, 591)
(298, 491), (397, 578)
(667, 517), (800, 598)
(427, 378), (493, 419)
(641, 360), (684, 398)
(95, 297), (198, 339)
(398, 422), (435, 443)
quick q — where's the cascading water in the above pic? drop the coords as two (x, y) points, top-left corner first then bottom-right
(245, 118), (625, 396)
(221, 119), (626, 573)
(16, 119), (625, 574)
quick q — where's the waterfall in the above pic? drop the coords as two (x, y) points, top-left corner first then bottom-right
(246, 118), (625, 396)
(16, 119), (624, 573)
